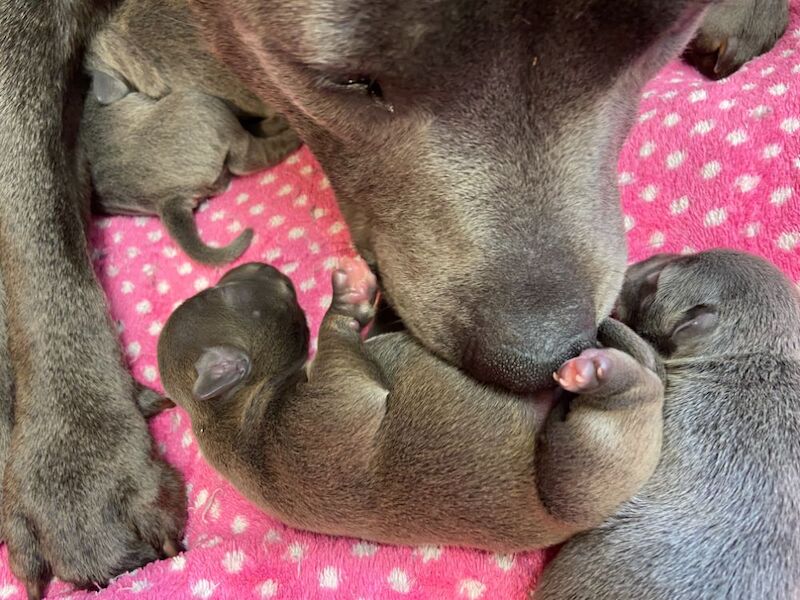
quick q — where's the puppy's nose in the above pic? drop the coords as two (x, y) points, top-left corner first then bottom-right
(462, 306), (597, 393)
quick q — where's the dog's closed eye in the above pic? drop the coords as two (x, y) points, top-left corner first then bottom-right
(318, 72), (394, 113)
(329, 74), (383, 97)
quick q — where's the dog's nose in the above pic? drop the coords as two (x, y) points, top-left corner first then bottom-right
(462, 304), (598, 393)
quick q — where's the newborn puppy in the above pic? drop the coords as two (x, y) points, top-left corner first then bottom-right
(158, 259), (664, 551)
(81, 70), (300, 265)
(536, 249), (800, 599)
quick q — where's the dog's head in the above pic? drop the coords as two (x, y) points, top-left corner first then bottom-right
(191, 0), (709, 391)
(615, 250), (800, 359)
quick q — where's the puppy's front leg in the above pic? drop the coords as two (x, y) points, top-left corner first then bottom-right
(535, 324), (664, 528)
(307, 258), (388, 420)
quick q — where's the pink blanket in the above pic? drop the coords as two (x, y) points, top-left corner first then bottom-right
(3, 5), (800, 599)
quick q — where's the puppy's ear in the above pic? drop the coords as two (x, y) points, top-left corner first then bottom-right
(90, 69), (131, 105)
(193, 345), (251, 401)
(671, 305), (719, 346)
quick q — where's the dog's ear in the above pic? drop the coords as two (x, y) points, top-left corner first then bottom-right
(90, 69), (131, 104)
(193, 345), (251, 401)
(671, 305), (719, 346)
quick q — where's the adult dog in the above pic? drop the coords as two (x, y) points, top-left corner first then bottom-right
(0, 0), (788, 592)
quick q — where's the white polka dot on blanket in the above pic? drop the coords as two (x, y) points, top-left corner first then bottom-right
(10, 5), (799, 599)
(387, 568), (412, 593)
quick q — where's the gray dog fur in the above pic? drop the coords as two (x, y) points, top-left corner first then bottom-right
(0, 0), (790, 595)
(157, 249), (800, 597)
(157, 259), (664, 551)
(537, 249), (800, 599)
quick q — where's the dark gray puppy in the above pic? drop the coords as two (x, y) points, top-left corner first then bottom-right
(157, 258), (664, 551)
(0, 0), (788, 592)
(536, 249), (800, 599)
(81, 69), (300, 265)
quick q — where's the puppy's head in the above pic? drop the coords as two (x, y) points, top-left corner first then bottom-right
(615, 250), (800, 359)
(158, 263), (309, 410)
(190, 0), (710, 391)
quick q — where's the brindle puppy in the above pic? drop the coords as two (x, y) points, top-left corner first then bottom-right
(157, 258), (664, 551)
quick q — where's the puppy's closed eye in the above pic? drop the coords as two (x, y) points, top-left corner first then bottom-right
(670, 304), (719, 346)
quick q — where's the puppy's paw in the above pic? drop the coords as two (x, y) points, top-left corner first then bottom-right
(554, 348), (612, 393)
(685, 0), (788, 79)
(330, 257), (378, 328)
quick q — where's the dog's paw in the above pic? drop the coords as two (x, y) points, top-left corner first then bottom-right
(685, 0), (788, 79)
(2, 416), (186, 598)
(554, 348), (613, 393)
(330, 257), (379, 328)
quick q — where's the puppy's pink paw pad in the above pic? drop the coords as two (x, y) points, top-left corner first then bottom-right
(554, 348), (611, 393)
(333, 257), (377, 304)
(330, 256), (378, 327)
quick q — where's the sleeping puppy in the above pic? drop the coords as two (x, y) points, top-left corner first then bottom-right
(157, 258), (664, 551)
(81, 69), (300, 265)
(536, 249), (800, 599)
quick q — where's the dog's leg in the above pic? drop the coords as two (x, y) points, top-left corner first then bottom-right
(0, 2), (186, 594)
(0, 273), (13, 527)
(686, 0), (789, 79)
(535, 330), (664, 528)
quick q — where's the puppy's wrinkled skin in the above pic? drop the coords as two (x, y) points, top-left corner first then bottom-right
(686, 0), (789, 79)
(81, 72), (300, 265)
(0, 0), (788, 592)
(158, 260), (664, 551)
(536, 249), (800, 600)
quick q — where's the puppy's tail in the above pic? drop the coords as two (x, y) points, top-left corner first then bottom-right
(160, 198), (253, 266)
